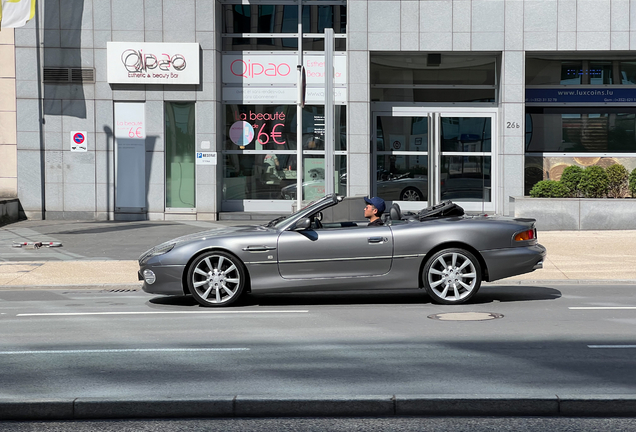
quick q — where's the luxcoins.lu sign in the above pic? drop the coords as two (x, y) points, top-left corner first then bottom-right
(107, 42), (201, 85)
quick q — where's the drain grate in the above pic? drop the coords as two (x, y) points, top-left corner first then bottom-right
(428, 312), (504, 321)
(101, 289), (140, 293)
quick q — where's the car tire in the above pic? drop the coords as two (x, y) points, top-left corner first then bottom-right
(400, 187), (423, 201)
(423, 248), (482, 305)
(187, 251), (246, 307)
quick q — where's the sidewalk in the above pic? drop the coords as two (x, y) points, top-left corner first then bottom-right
(1, 219), (636, 288)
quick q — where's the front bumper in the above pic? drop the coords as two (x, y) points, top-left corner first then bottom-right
(138, 263), (187, 295)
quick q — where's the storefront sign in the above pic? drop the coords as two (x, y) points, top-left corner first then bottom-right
(196, 152), (217, 165)
(107, 42), (200, 85)
(70, 131), (87, 152)
(223, 54), (298, 85)
(222, 54), (347, 85)
(526, 88), (636, 103)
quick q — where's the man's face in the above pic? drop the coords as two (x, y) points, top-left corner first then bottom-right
(364, 204), (377, 219)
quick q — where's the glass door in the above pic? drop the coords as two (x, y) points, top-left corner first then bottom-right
(373, 109), (497, 213)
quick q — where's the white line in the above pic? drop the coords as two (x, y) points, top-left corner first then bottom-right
(17, 310), (309, 317)
(569, 307), (636, 310)
(0, 348), (250, 355)
(588, 345), (636, 349)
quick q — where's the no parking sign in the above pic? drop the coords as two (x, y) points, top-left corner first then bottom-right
(70, 131), (88, 152)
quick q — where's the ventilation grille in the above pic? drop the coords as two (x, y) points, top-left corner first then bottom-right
(43, 67), (95, 84)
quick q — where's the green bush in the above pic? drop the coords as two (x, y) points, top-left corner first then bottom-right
(579, 166), (609, 198)
(559, 165), (583, 197)
(529, 180), (571, 198)
(629, 168), (636, 197)
(606, 164), (629, 198)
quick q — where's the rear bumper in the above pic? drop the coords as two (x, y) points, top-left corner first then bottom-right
(482, 243), (547, 282)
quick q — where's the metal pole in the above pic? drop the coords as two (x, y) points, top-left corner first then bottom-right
(324, 28), (334, 194)
(35, 0), (46, 219)
(295, 11), (303, 211)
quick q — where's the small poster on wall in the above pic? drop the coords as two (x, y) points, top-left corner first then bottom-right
(70, 131), (88, 152)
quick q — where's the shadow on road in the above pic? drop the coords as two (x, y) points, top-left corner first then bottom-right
(146, 286), (562, 308)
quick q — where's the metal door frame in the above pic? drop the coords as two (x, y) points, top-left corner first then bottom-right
(372, 106), (498, 213)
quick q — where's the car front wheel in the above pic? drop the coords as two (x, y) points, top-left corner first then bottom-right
(423, 248), (482, 305)
(187, 251), (246, 307)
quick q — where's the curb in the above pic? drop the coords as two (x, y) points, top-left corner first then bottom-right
(0, 283), (143, 291)
(2, 395), (636, 420)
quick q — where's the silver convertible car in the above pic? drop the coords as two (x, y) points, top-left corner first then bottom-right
(139, 194), (546, 307)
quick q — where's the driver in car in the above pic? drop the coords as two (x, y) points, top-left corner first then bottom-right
(364, 196), (386, 226)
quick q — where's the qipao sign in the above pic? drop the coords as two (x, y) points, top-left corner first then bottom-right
(227, 106), (290, 149)
(107, 42), (200, 84)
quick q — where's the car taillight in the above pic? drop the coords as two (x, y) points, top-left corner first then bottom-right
(514, 229), (535, 241)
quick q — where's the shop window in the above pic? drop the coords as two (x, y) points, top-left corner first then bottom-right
(165, 102), (196, 208)
(222, 104), (347, 201)
(223, 5), (298, 33)
(525, 108), (636, 194)
(222, 37), (298, 51)
(370, 53), (498, 103)
(302, 5), (347, 33)
(526, 108), (636, 153)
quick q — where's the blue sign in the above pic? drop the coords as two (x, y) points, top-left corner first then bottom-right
(526, 88), (636, 103)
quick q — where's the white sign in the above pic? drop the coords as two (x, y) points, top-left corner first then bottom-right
(70, 131), (88, 152)
(304, 55), (347, 85)
(222, 54), (347, 86)
(223, 87), (298, 103)
(223, 86), (346, 104)
(222, 54), (298, 85)
(114, 103), (146, 139)
(114, 102), (146, 210)
(196, 152), (217, 165)
(107, 42), (200, 85)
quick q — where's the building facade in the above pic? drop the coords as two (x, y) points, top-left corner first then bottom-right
(8, 0), (636, 220)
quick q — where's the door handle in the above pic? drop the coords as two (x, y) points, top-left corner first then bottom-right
(243, 245), (277, 252)
(368, 237), (384, 243)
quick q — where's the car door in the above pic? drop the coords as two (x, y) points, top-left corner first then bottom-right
(277, 225), (393, 279)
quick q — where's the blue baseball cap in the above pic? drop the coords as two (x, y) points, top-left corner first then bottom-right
(364, 196), (386, 214)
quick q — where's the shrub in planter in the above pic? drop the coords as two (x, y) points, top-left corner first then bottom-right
(579, 165), (609, 198)
(529, 180), (571, 198)
(630, 168), (636, 197)
(559, 165), (583, 197)
(606, 164), (629, 198)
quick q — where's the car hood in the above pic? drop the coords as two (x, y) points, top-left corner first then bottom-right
(166, 225), (274, 246)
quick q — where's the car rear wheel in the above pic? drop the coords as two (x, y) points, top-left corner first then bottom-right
(187, 251), (245, 307)
(423, 248), (481, 305)
(400, 187), (423, 201)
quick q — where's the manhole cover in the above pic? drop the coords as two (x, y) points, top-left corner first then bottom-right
(428, 312), (504, 321)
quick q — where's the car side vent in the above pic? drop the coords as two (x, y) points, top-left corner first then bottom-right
(43, 67), (95, 84)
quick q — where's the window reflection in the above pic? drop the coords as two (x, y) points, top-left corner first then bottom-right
(526, 108), (636, 153)
(440, 156), (491, 202)
(223, 5), (298, 33)
(440, 117), (491, 152)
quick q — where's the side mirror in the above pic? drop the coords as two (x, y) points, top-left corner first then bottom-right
(292, 218), (311, 231)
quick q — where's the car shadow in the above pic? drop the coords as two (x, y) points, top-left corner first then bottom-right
(146, 285), (561, 308)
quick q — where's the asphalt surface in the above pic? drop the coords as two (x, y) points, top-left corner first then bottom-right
(1, 219), (635, 420)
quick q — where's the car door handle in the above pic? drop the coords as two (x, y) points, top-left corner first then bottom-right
(243, 245), (277, 252)
(368, 237), (385, 244)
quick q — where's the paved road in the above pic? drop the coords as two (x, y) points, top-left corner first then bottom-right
(1, 283), (635, 400)
(3, 417), (636, 432)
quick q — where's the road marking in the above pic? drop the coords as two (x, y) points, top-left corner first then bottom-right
(16, 310), (309, 317)
(588, 345), (636, 349)
(0, 348), (249, 355)
(569, 307), (636, 310)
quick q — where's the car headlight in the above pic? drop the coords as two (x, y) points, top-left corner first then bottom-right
(139, 243), (175, 265)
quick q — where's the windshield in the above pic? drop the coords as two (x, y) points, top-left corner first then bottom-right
(265, 195), (336, 229)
